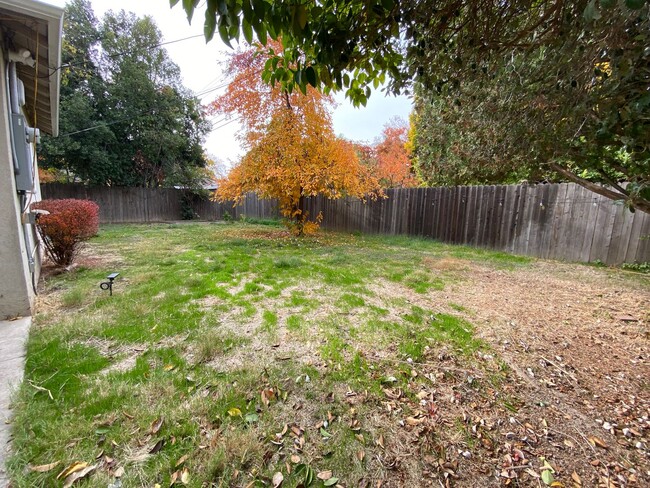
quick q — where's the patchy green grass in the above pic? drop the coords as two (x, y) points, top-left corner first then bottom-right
(10, 222), (538, 487)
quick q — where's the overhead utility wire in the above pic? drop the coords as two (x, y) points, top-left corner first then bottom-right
(59, 110), (239, 138)
(42, 34), (205, 77)
(211, 117), (241, 131)
(196, 72), (230, 93)
(194, 80), (233, 98)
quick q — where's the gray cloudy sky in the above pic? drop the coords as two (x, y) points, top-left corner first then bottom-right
(44, 0), (412, 165)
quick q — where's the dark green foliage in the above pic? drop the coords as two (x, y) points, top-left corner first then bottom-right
(40, 0), (210, 188)
(410, 6), (650, 213)
(180, 190), (210, 220)
(175, 0), (650, 212)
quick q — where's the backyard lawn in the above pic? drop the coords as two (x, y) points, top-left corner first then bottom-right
(8, 222), (649, 487)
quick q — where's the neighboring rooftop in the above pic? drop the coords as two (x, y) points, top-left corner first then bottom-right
(0, 0), (64, 135)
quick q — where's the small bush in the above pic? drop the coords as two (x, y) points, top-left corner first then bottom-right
(622, 262), (649, 273)
(32, 199), (99, 266)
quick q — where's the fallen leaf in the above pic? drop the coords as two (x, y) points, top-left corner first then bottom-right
(228, 407), (242, 417)
(170, 470), (179, 485)
(405, 416), (424, 426)
(563, 439), (575, 448)
(541, 470), (554, 486)
(588, 436), (608, 449)
(540, 458), (555, 486)
(163, 364), (176, 371)
(180, 468), (190, 485)
(290, 455), (301, 463)
(525, 468), (540, 478)
(149, 438), (165, 454)
(356, 450), (365, 462)
(376, 434), (385, 449)
(63, 464), (96, 488)
(122, 411), (134, 420)
(150, 416), (164, 435)
(317, 470), (333, 480)
(272, 471), (283, 487)
(114, 466), (125, 478)
(416, 391), (428, 400)
(245, 413), (259, 423)
(57, 462), (88, 480)
(29, 461), (61, 473)
(324, 478), (338, 487)
(175, 454), (188, 467)
(571, 471), (582, 485)
(30, 461), (60, 473)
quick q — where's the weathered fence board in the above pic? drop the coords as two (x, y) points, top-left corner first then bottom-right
(304, 183), (648, 265)
(41, 183), (649, 265)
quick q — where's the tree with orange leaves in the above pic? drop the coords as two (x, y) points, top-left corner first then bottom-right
(375, 118), (418, 189)
(212, 41), (380, 235)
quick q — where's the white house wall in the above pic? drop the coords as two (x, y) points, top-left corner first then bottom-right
(0, 44), (37, 318)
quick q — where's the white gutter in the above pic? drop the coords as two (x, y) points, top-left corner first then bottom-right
(0, 0), (64, 136)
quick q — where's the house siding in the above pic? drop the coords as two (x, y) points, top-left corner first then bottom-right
(0, 40), (41, 318)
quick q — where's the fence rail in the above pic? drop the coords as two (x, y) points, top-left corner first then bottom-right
(40, 183), (649, 265)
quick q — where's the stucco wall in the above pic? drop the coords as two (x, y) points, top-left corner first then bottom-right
(0, 44), (38, 318)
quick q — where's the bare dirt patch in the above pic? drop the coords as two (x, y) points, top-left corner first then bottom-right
(217, 227), (291, 241)
(435, 261), (650, 486)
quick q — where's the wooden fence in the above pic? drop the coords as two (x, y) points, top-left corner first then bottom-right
(305, 184), (649, 265)
(40, 184), (279, 223)
(41, 183), (649, 265)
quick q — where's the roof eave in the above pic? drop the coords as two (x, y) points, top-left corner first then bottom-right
(0, 0), (64, 136)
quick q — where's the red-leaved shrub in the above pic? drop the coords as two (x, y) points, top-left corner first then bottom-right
(32, 199), (99, 266)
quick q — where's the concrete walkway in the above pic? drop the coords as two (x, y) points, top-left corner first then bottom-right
(0, 317), (30, 485)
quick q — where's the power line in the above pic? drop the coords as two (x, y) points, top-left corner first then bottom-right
(211, 117), (241, 131)
(58, 108), (239, 138)
(194, 69), (263, 99)
(196, 73), (230, 93)
(58, 109), (157, 137)
(60, 119), (124, 137)
(195, 80), (233, 98)
(43, 34), (205, 77)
